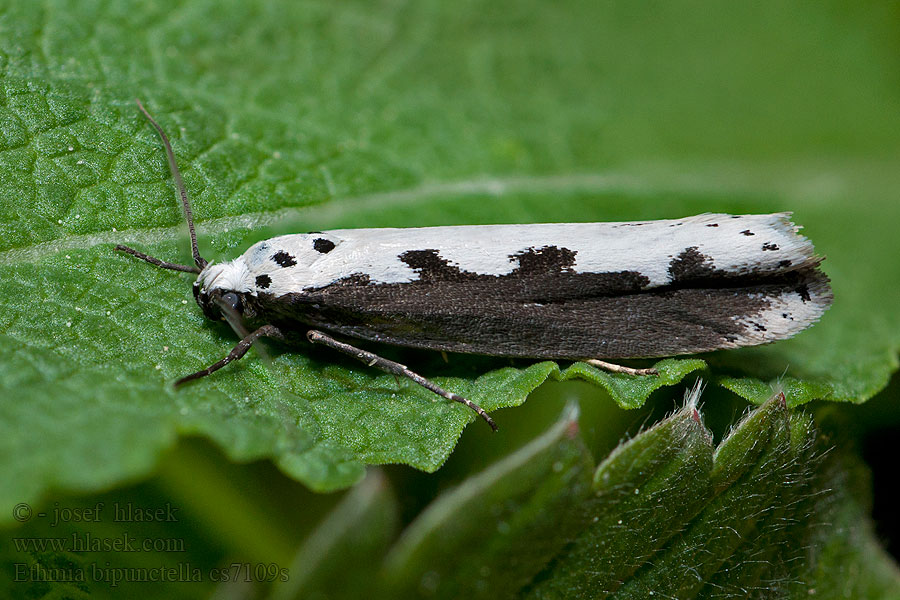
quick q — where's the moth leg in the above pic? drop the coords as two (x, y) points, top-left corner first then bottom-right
(306, 330), (498, 431)
(583, 359), (659, 377)
(175, 324), (284, 386)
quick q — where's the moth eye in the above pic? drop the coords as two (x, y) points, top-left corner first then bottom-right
(221, 292), (242, 314)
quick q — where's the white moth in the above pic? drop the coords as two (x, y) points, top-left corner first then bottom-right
(118, 101), (833, 430)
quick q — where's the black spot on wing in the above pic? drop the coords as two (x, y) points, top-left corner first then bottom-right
(272, 251), (297, 267)
(762, 242), (779, 251)
(255, 274), (272, 289)
(313, 238), (336, 254)
(797, 284), (811, 302)
(706, 223), (719, 227)
(668, 246), (716, 281)
(510, 245), (577, 273)
(779, 260), (792, 268)
(741, 230), (755, 236)
(400, 249), (479, 282)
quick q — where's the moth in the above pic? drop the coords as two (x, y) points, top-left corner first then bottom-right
(117, 101), (833, 430)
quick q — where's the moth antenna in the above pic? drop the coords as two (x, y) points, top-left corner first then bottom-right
(135, 99), (208, 270)
(114, 244), (200, 273)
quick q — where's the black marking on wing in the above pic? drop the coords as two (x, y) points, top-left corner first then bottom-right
(396, 247), (646, 298)
(741, 229), (755, 236)
(400, 249), (480, 282)
(668, 247), (716, 281)
(762, 242), (779, 251)
(256, 274), (272, 289)
(272, 251), (297, 267)
(512, 245), (577, 274)
(313, 238), (336, 254)
(667, 247), (803, 281)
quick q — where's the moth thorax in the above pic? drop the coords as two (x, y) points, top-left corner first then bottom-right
(197, 260), (253, 295)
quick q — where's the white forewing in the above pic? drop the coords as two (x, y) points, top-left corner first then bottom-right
(226, 213), (818, 297)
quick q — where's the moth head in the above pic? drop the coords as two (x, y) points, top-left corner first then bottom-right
(194, 261), (254, 321)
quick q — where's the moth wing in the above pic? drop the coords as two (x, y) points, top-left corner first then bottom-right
(246, 214), (832, 359)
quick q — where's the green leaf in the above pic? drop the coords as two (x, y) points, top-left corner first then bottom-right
(529, 388), (715, 596)
(366, 395), (899, 599)
(206, 395), (899, 599)
(381, 403), (593, 599)
(271, 470), (399, 600)
(1, 0), (899, 508)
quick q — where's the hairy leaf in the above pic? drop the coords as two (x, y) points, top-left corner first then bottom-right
(262, 397), (899, 599)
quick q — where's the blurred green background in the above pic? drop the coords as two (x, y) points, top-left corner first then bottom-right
(2, 0), (900, 597)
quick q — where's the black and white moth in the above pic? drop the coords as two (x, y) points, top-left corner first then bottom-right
(117, 101), (833, 430)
